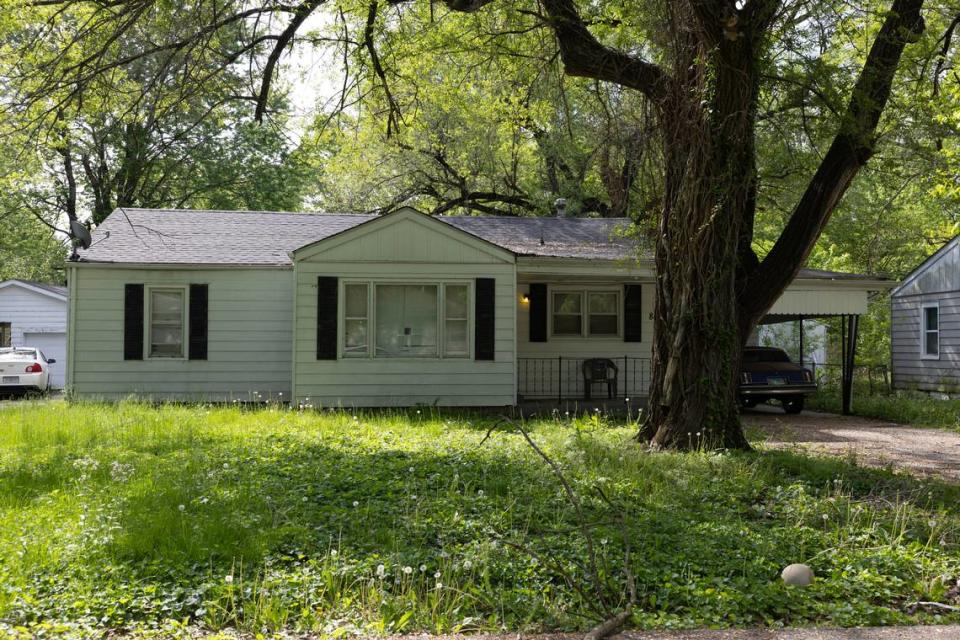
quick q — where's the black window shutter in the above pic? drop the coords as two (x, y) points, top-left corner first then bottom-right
(316, 276), (338, 360)
(624, 284), (643, 342)
(475, 278), (495, 361)
(189, 284), (209, 360)
(123, 284), (144, 360)
(528, 283), (547, 342)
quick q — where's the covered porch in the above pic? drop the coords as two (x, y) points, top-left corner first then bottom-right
(515, 268), (891, 413)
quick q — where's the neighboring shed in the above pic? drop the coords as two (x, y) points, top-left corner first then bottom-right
(0, 279), (69, 388)
(890, 236), (960, 395)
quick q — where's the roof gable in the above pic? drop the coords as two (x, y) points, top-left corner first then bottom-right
(890, 235), (960, 298)
(0, 279), (68, 302)
(291, 207), (515, 264)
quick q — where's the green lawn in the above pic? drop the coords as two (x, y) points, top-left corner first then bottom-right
(807, 388), (960, 432)
(0, 402), (958, 638)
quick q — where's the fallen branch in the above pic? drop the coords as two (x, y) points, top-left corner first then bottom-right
(906, 601), (960, 612)
(585, 608), (633, 640)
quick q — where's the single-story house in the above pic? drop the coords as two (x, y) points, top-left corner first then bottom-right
(890, 234), (960, 396)
(66, 207), (889, 408)
(0, 279), (69, 388)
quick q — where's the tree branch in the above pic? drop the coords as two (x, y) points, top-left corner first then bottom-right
(743, 0), (925, 316)
(254, 0), (328, 122)
(538, 0), (671, 104)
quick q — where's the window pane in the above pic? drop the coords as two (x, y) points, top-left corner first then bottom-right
(152, 290), (182, 323)
(589, 315), (618, 335)
(345, 284), (368, 318)
(0, 323), (9, 348)
(445, 319), (468, 356)
(553, 315), (582, 335)
(344, 319), (368, 355)
(375, 285), (438, 357)
(925, 307), (938, 331)
(445, 285), (468, 319)
(150, 290), (183, 357)
(926, 331), (939, 356)
(553, 292), (581, 314)
(589, 293), (618, 314)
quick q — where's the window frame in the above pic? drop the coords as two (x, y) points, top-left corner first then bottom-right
(921, 301), (940, 360)
(0, 322), (10, 348)
(342, 282), (371, 358)
(145, 285), (188, 360)
(339, 279), (473, 360)
(549, 287), (622, 339)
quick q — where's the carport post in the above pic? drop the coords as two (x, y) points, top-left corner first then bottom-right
(798, 319), (804, 366)
(840, 314), (860, 416)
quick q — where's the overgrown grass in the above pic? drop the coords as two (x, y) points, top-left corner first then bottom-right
(0, 401), (958, 638)
(807, 387), (960, 432)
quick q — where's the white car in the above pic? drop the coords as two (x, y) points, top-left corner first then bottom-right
(0, 347), (55, 395)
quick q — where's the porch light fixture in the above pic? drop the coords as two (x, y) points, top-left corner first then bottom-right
(520, 293), (530, 304)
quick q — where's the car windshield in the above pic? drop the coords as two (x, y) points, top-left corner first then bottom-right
(0, 348), (37, 361)
(742, 349), (791, 364)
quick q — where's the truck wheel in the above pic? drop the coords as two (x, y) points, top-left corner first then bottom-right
(783, 396), (805, 414)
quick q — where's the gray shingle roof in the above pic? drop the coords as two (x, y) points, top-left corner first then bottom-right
(73, 208), (888, 283)
(441, 216), (638, 260)
(76, 208), (643, 265)
(78, 208), (377, 266)
(0, 279), (68, 297)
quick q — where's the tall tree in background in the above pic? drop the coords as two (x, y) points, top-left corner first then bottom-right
(2, 0), (952, 449)
(0, 4), (312, 235)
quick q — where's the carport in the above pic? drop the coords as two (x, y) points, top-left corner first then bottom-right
(756, 269), (894, 415)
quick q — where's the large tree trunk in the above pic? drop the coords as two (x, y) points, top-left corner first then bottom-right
(639, 8), (762, 450)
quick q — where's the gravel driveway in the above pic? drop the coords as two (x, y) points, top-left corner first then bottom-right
(742, 405), (960, 482)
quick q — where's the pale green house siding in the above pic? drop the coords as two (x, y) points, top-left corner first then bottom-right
(67, 266), (293, 400)
(292, 211), (517, 407)
(512, 257), (656, 398)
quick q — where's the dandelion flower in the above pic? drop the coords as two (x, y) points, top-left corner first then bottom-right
(435, 582), (443, 590)
(376, 564), (386, 578)
(477, 489), (484, 497)
(225, 575), (234, 584)
(420, 564), (427, 572)
(463, 560), (473, 570)
(330, 550), (338, 557)
(353, 500), (360, 507)
(434, 571), (441, 579)
(178, 504), (186, 512)
(403, 566), (413, 575)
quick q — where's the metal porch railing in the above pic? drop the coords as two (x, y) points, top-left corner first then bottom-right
(518, 356), (652, 401)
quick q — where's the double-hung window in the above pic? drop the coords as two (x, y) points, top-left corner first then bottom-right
(551, 290), (620, 337)
(922, 303), (939, 358)
(344, 283), (370, 357)
(344, 281), (470, 358)
(0, 322), (10, 348)
(148, 288), (185, 358)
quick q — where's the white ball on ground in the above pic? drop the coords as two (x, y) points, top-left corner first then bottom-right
(781, 563), (814, 586)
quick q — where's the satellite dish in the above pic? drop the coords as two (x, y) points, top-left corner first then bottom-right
(70, 219), (92, 249)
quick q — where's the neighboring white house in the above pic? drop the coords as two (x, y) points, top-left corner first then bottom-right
(0, 279), (69, 388)
(65, 207), (890, 406)
(890, 235), (960, 396)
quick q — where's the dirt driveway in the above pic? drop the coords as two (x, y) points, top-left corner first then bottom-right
(742, 405), (960, 483)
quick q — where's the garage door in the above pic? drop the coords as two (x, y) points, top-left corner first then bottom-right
(22, 332), (67, 389)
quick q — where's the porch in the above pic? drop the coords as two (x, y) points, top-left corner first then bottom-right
(517, 355), (652, 402)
